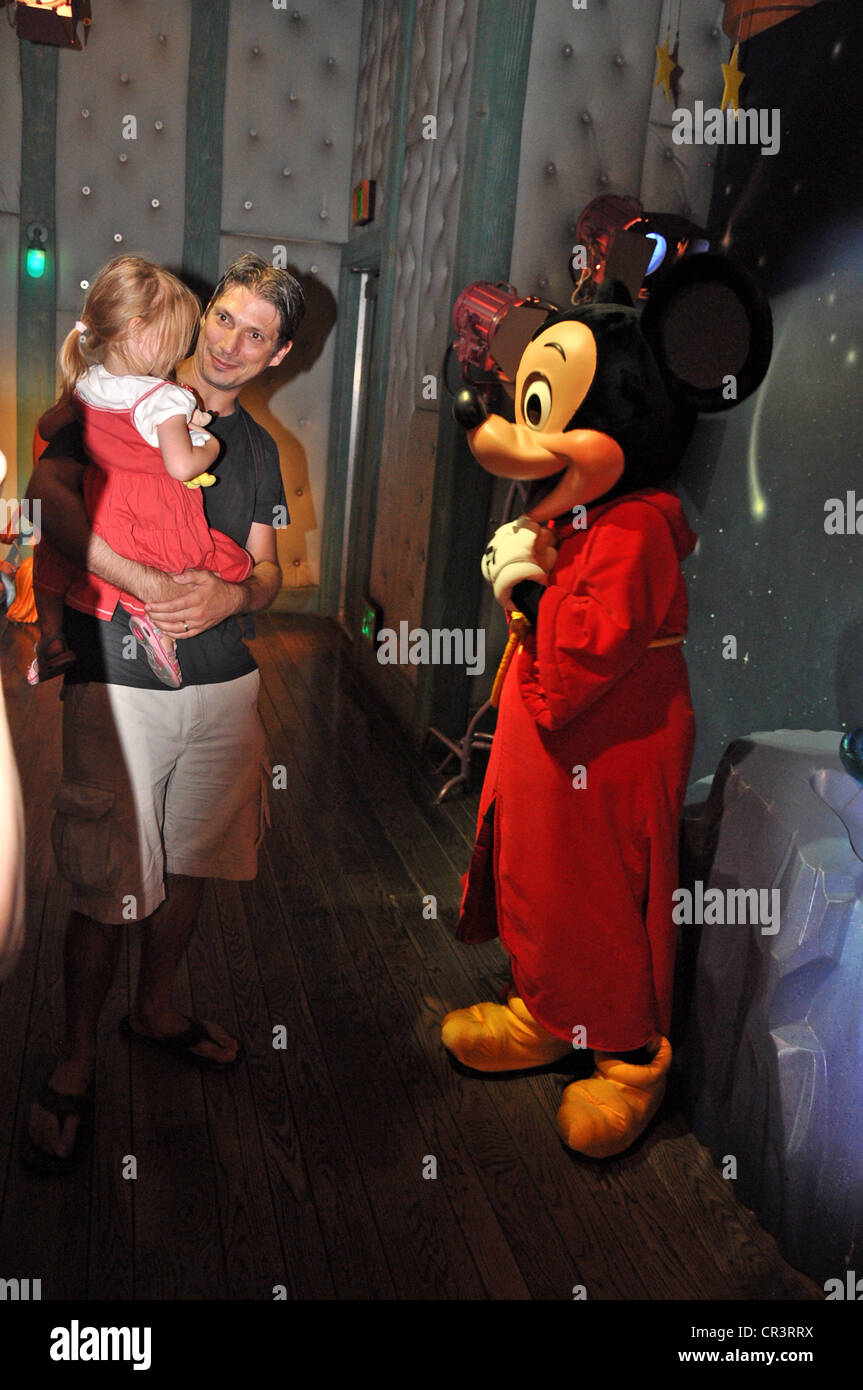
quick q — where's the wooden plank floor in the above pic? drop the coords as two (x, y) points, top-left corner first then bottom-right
(0, 611), (821, 1301)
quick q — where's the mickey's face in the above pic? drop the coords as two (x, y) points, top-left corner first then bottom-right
(515, 321), (597, 433)
(464, 319), (625, 522)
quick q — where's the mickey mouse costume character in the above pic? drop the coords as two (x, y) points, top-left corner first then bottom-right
(442, 251), (772, 1158)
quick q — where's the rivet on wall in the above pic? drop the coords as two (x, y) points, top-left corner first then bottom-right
(282, 168), (292, 178)
(613, 53), (625, 67)
(309, 264), (318, 273)
(581, 111), (592, 125)
(298, 417), (307, 426)
(243, 200), (253, 210)
(154, 120), (164, 132)
(291, 10), (302, 21)
(81, 185), (91, 196)
(158, 32), (167, 44)
(319, 208), (329, 220)
(81, 107), (90, 118)
(538, 276), (549, 289)
(288, 92), (298, 104)
(545, 162), (557, 177)
(252, 44), (261, 56)
(562, 44), (573, 58)
(120, 72), (130, 84)
(292, 558), (301, 567)
(295, 487), (303, 497)
(114, 233), (124, 242)
(326, 56), (336, 70)
(249, 128), (259, 138)
(119, 153), (128, 163)
(324, 136), (333, 148)
(80, 279), (90, 289)
(711, 26), (720, 39)
(150, 198), (160, 209)
(597, 171), (609, 185)
(663, 147), (675, 162)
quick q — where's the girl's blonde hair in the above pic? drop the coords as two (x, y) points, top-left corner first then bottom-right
(57, 255), (201, 402)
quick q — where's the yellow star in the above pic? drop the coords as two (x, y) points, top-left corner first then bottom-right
(655, 38), (676, 102)
(721, 42), (745, 113)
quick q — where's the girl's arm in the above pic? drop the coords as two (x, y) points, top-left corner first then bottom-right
(156, 413), (220, 482)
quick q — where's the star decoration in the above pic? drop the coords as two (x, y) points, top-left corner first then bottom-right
(654, 37), (676, 102)
(669, 39), (684, 106)
(721, 42), (745, 113)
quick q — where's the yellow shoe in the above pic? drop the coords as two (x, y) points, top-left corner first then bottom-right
(183, 472), (216, 489)
(556, 1036), (672, 1158)
(441, 996), (571, 1072)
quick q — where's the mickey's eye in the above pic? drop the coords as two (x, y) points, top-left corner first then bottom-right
(521, 373), (552, 429)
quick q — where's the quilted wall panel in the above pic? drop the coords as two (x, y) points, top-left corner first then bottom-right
(0, 31), (21, 498)
(351, 0), (400, 225)
(511, 0), (727, 309)
(370, 0), (480, 670)
(222, 0), (363, 245)
(220, 231), (341, 597)
(55, 0), (191, 315)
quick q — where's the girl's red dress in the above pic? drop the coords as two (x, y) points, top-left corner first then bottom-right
(43, 381), (251, 620)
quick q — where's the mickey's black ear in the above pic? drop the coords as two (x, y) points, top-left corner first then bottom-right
(640, 253), (772, 412)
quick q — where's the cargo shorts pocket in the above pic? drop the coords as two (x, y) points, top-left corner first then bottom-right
(51, 781), (120, 892)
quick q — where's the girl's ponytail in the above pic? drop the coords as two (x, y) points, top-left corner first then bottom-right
(56, 322), (92, 403)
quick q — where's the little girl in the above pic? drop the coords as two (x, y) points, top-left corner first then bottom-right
(28, 255), (253, 688)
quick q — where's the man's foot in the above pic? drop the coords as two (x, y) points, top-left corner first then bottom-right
(441, 996), (571, 1072)
(123, 1009), (241, 1070)
(556, 1036), (672, 1159)
(24, 1054), (94, 1170)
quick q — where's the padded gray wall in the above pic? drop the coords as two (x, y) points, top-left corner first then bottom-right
(511, 0), (726, 308)
(222, 0), (362, 244)
(54, 1), (191, 337)
(369, 0), (480, 669)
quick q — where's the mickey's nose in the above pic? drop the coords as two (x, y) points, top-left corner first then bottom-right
(453, 387), (488, 431)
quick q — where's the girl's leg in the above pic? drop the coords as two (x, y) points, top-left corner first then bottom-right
(27, 585), (77, 684)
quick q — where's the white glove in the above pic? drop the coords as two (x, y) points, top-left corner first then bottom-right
(481, 516), (557, 607)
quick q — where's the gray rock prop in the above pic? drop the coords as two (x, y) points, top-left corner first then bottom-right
(680, 731), (863, 1286)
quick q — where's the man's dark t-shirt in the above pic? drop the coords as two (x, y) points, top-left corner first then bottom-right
(40, 405), (288, 690)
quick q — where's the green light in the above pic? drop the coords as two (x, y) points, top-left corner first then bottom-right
(361, 603), (375, 640)
(26, 246), (46, 279)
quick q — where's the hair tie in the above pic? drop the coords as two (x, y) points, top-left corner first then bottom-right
(74, 320), (87, 335)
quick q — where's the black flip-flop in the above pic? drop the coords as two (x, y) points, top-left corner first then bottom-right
(119, 1014), (243, 1072)
(20, 1081), (94, 1176)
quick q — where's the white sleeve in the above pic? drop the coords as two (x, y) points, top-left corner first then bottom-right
(132, 382), (196, 446)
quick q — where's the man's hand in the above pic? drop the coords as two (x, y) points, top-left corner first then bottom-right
(144, 570), (240, 639)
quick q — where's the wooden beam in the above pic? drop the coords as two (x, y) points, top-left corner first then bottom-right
(415, 0), (536, 743)
(183, 0), (230, 294)
(16, 39), (57, 493)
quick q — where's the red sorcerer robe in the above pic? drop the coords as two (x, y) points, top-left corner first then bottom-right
(457, 488), (697, 1053)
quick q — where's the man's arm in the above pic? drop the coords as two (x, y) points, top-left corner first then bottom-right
(144, 521), (282, 639)
(27, 454), (185, 605)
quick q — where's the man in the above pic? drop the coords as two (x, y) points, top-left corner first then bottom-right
(22, 253), (305, 1171)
